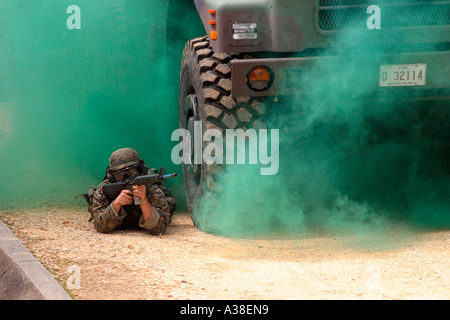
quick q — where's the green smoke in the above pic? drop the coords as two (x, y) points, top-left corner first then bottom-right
(0, 1), (202, 209)
(0, 1), (448, 238)
(196, 6), (449, 237)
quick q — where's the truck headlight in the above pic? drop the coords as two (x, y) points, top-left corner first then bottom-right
(247, 66), (273, 91)
(233, 23), (258, 40)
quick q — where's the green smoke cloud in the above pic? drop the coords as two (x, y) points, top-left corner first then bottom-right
(196, 5), (450, 237)
(0, 0), (196, 209)
(0, 1), (448, 239)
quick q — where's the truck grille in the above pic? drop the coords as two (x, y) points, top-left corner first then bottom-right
(318, 0), (450, 31)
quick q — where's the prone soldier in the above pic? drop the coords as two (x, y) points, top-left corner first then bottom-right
(88, 148), (177, 235)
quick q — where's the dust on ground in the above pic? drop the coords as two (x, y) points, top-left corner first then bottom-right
(0, 207), (448, 300)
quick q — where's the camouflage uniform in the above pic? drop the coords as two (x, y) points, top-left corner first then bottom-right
(88, 148), (176, 235)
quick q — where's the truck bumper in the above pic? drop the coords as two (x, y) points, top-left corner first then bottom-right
(231, 51), (450, 101)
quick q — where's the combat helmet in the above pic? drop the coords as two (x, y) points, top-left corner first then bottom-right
(106, 148), (148, 181)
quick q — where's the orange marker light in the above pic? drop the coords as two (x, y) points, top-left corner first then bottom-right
(208, 20), (216, 25)
(210, 31), (218, 40)
(249, 67), (270, 82)
(208, 9), (216, 14)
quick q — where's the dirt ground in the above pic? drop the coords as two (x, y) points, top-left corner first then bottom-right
(0, 207), (448, 300)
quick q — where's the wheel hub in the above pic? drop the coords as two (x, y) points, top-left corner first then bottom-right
(184, 94), (201, 185)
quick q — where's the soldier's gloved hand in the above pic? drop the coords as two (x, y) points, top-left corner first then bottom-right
(114, 189), (134, 207)
(132, 185), (148, 203)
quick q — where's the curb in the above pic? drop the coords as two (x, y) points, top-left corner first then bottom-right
(0, 220), (72, 300)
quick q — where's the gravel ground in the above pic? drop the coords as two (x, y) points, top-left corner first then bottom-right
(0, 207), (449, 300)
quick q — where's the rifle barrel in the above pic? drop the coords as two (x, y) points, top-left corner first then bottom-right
(163, 173), (177, 178)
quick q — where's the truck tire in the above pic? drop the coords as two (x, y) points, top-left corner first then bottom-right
(179, 36), (266, 228)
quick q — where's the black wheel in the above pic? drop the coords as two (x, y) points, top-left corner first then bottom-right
(179, 36), (266, 229)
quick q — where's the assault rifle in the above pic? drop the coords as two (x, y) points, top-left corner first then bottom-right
(102, 167), (177, 205)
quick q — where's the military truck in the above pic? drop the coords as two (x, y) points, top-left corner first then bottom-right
(175, 0), (450, 221)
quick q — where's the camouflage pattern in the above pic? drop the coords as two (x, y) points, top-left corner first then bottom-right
(89, 179), (176, 235)
(108, 148), (142, 171)
(88, 148), (177, 234)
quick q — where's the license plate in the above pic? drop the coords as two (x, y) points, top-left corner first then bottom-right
(379, 64), (427, 87)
